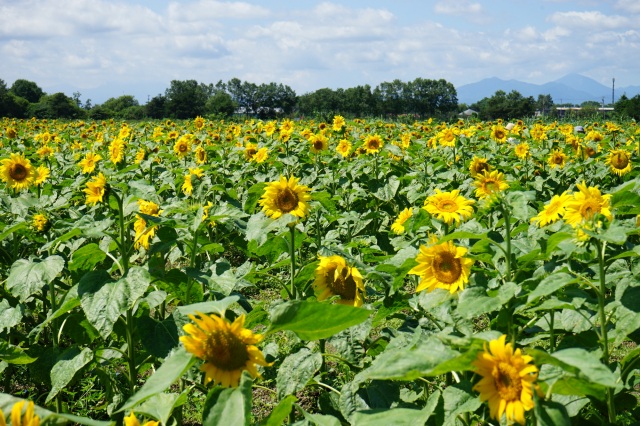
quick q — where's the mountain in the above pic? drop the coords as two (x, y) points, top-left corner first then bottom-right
(457, 74), (640, 105)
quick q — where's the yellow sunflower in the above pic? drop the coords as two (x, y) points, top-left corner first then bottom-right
(124, 411), (158, 426)
(32, 214), (48, 232)
(314, 255), (365, 307)
(193, 116), (205, 130)
(336, 139), (352, 158)
(363, 134), (384, 154)
(254, 147), (269, 163)
(84, 172), (107, 205)
(563, 181), (612, 227)
(469, 156), (492, 178)
(195, 146), (207, 164)
(109, 138), (125, 164)
(134, 199), (161, 250)
(391, 207), (413, 234)
(547, 149), (568, 169)
(173, 135), (192, 158)
(606, 149), (632, 176)
(0, 153), (34, 191)
(514, 143), (530, 159)
(423, 189), (475, 225)
(2, 400), (41, 426)
(408, 241), (474, 293)
(134, 149), (146, 164)
(332, 115), (346, 131)
(33, 165), (49, 186)
(259, 176), (311, 219)
(474, 170), (509, 199)
(182, 174), (193, 196)
(437, 128), (457, 147)
(530, 193), (571, 227)
(473, 335), (539, 425)
(491, 125), (507, 143)
(180, 312), (270, 388)
(309, 134), (329, 153)
(244, 143), (257, 161)
(78, 152), (102, 174)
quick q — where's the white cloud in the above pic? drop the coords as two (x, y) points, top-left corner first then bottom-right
(614, 0), (640, 14)
(434, 0), (483, 15)
(548, 10), (629, 30)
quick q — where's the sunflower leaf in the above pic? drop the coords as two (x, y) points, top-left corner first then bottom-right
(268, 300), (371, 340)
(7, 255), (65, 302)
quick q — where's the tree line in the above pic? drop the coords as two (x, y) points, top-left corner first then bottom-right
(3, 76), (638, 121)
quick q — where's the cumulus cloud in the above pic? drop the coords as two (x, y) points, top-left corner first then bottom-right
(547, 10), (629, 30)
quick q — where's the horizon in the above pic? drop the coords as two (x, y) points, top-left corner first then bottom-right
(2, 1), (639, 105)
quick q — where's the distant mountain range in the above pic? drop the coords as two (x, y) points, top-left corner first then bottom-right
(457, 73), (640, 106)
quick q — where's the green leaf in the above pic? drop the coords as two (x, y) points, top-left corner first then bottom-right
(7, 255), (65, 302)
(534, 393), (571, 426)
(137, 316), (179, 358)
(134, 392), (188, 426)
(300, 411), (342, 426)
(0, 393), (114, 426)
(29, 284), (81, 340)
(79, 267), (150, 339)
(457, 282), (518, 319)
(0, 221), (27, 242)
(372, 176), (400, 201)
(0, 339), (37, 364)
(351, 407), (434, 426)
(244, 182), (266, 214)
(0, 299), (23, 333)
(276, 348), (323, 399)
(119, 347), (196, 412)
(443, 382), (482, 426)
(313, 191), (337, 215)
(356, 335), (461, 381)
(531, 348), (617, 389)
(69, 243), (107, 272)
(526, 272), (577, 304)
(202, 372), (252, 426)
(268, 300), (371, 340)
(46, 347), (94, 403)
(259, 395), (297, 426)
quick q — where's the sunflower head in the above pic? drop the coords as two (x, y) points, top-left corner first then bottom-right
(473, 335), (539, 425)
(0, 153), (34, 191)
(474, 170), (509, 200)
(607, 149), (632, 176)
(124, 411), (159, 426)
(336, 139), (352, 158)
(314, 255), (365, 307)
(180, 312), (270, 387)
(547, 149), (568, 168)
(363, 134), (384, 154)
(84, 172), (108, 206)
(259, 176), (311, 219)
(563, 181), (612, 227)
(391, 207), (413, 234)
(469, 156), (492, 177)
(6, 400), (41, 426)
(32, 213), (49, 232)
(423, 189), (475, 225)
(408, 241), (474, 293)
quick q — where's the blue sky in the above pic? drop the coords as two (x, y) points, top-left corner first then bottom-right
(1, 0), (638, 104)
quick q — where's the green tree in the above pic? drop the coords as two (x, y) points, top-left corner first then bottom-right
(145, 95), (167, 119)
(616, 94), (640, 120)
(165, 80), (208, 119)
(99, 95), (142, 118)
(472, 90), (535, 120)
(375, 79), (407, 116)
(205, 91), (236, 118)
(10, 79), (45, 103)
(406, 78), (458, 117)
(535, 94), (554, 116)
(28, 92), (84, 119)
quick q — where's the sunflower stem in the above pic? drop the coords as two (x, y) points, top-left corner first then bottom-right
(549, 309), (556, 353)
(595, 239), (616, 423)
(499, 201), (512, 283)
(289, 223), (297, 299)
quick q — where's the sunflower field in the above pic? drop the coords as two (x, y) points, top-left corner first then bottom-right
(0, 115), (640, 425)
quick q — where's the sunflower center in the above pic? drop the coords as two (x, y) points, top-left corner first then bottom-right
(432, 251), (462, 284)
(368, 140), (380, 150)
(484, 180), (499, 193)
(493, 362), (523, 402)
(327, 266), (357, 300)
(313, 140), (324, 150)
(474, 163), (489, 174)
(276, 187), (299, 213)
(612, 153), (629, 169)
(179, 143), (188, 152)
(11, 164), (28, 181)
(494, 130), (505, 139)
(580, 200), (600, 220)
(437, 199), (458, 212)
(553, 155), (564, 164)
(203, 329), (250, 371)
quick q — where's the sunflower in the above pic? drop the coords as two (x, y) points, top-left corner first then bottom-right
(33, 165), (49, 186)
(473, 335), (539, 425)
(244, 143), (257, 161)
(408, 241), (474, 293)
(195, 146), (207, 164)
(0, 153), (34, 191)
(134, 199), (161, 250)
(423, 189), (475, 225)
(254, 147), (269, 163)
(469, 156), (492, 178)
(182, 174), (193, 196)
(180, 312), (270, 387)
(530, 193), (570, 227)
(259, 176), (311, 219)
(79, 152), (102, 174)
(309, 134), (329, 153)
(514, 143), (530, 159)
(84, 172), (107, 205)
(336, 139), (352, 158)
(333, 115), (346, 131)
(547, 149), (568, 169)
(109, 138), (125, 164)
(193, 116), (205, 130)
(134, 149), (146, 164)
(6, 127), (17, 139)
(563, 181), (612, 227)
(2, 400), (41, 426)
(36, 145), (54, 158)
(32, 214), (48, 232)
(474, 170), (509, 199)
(363, 134), (384, 154)
(438, 128), (457, 147)
(314, 255), (365, 307)
(607, 149), (632, 176)
(529, 123), (548, 142)
(491, 125), (507, 143)
(391, 207), (413, 234)
(173, 135), (192, 158)
(124, 411), (158, 426)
